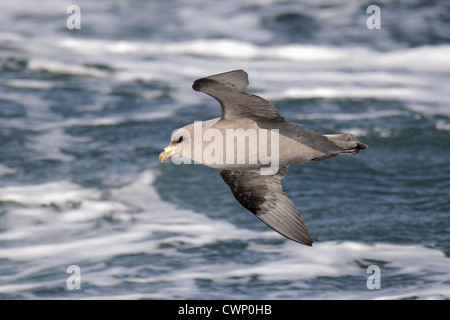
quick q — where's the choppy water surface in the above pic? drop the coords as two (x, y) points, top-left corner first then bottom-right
(0, 0), (449, 299)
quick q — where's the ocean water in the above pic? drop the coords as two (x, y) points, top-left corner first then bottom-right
(0, 0), (449, 300)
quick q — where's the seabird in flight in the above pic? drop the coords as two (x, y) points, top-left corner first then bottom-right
(159, 70), (367, 246)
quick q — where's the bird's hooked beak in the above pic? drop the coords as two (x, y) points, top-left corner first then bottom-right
(159, 145), (176, 162)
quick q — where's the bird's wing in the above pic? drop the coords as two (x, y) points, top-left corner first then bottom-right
(192, 70), (285, 122)
(219, 166), (313, 246)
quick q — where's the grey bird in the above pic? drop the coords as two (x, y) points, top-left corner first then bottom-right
(159, 70), (367, 246)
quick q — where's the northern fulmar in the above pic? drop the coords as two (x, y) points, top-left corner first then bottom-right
(159, 70), (367, 246)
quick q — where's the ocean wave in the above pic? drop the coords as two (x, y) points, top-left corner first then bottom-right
(56, 38), (450, 71)
(436, 120), (450, 131)
(0, 170), (449, 299)
(20, 37), (448, 106)
(0, 165), (17, 177)
(2, 30), (447, 108)
(296, 110), (407, 121)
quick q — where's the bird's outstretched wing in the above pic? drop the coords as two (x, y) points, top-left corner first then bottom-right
(220, 166), (313, 246)
(192, 70), (285, 122)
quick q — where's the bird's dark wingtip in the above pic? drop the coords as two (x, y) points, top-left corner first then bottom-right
(192, 78), (215, 92)
(300, 238), (314, 247)
(287, 234), (314, 246)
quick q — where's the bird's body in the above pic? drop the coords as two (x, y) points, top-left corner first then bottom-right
(168, 117), (364, 170)
(159, 70), (367, 246)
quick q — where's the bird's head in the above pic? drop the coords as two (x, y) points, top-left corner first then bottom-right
(158, 125), (193, 162)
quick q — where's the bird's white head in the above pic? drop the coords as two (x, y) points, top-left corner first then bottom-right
(158, 125), (193, 162)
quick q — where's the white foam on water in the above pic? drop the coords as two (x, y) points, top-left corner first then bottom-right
(17, 35), (450, 87)
(54, 37), (450, 71)
(375, 45), (450, 73)
(130, 240), (450, 300)
(27, 128), (91, 162)
(407, 104), (450, 118)
(57, 38), (450, 69)
(0, 85), (175, 132)
(6, 79), (55, 90)
(0, 31), (24, 43)
(0, 180), (99, 207)
(0, 170), (265, 296)
(265, 85), (449, 105)
(28, 59), (110, 79)
(435, 120), (450, 132)
(1, 170), (448, 299)
(296, 110), (407, 121)
(3, 30), (446, 118)
(0, 164), (17, 177)
(0, 92), (52, 119)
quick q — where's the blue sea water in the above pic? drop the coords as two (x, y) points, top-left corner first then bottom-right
(0, 0), (449, 299)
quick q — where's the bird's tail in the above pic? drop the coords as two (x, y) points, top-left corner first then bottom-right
(324, 133), (368, 155)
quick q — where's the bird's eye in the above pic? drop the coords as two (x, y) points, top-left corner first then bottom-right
(178, 136), (184, 143)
